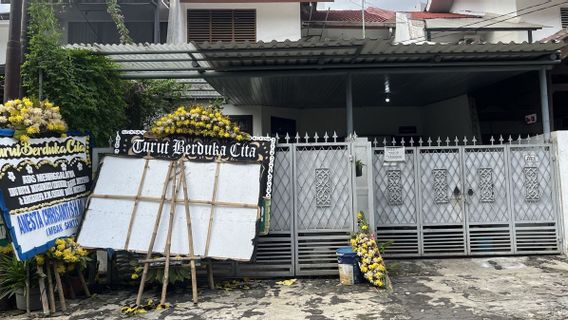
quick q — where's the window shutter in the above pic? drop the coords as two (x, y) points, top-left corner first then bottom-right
(187, 9), (256, 43)
(561, 7), (568, 28)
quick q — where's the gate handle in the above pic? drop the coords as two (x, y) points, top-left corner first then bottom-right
(453, 186), (461, 197)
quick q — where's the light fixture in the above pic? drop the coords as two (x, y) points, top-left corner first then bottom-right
(384, 75), (391, 103)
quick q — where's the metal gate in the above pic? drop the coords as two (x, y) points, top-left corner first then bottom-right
(373, 137), (560, 257)
(235, 136), (356, 276)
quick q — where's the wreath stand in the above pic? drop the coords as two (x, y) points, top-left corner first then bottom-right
(32, 258), (90, 316)
(130, 157), (217, 307)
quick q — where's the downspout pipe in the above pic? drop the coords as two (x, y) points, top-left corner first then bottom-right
(540, 68), (551, 142)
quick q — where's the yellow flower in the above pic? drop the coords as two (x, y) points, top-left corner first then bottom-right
(361, 225), (368, 231)
(26, 126), (39, 135)
(131, 273), (139, 280)
(357, 212), (364, 220)
(56, 263), (66, 274)
(35, 255), (45, 265)
(19, 135), (30, 144)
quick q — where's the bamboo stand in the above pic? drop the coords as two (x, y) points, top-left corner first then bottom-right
(133, 158), (221, 307)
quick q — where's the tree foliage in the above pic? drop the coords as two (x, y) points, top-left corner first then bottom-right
(22, 1), (126, 146)
(21, 1), (190, 146)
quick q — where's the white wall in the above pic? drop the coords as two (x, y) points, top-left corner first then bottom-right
(223, 95), (475, 139)
(516, 0), (566, 41)
(182, 3), (301, 42)
(551, 131), (568, 254)
(0, 22), (8, 65)
(221, 104), (263, 136)
(422, 95), (475, 138)
(451, 0), (517, 15)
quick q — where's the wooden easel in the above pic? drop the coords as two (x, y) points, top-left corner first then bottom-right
(133, 158), (208, 307)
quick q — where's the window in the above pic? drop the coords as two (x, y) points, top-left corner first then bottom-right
(561, 7), (568, 28)
(187, 9), (256, 43)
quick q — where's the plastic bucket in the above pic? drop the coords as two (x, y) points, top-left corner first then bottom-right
(336, 246), (363, 285)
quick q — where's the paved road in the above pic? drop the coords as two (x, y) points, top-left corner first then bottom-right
(3, 255), (568, 319)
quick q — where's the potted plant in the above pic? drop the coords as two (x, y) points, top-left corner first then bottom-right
(0, 247), (41, 311)
(355, 159), (365, 177)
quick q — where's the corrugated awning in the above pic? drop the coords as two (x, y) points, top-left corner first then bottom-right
(68, 39), (564, 107)
(69, 38), (563, 79)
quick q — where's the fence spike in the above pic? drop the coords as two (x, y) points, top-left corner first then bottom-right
(445, 137), (450, 146)
(517, 134), (522, 144)
(295, 132), (300, 143)
(323, 131), (329, 143)
(472, 136), (477, 146)
(108, 136), (113, 148)
(499, 135), (504, 145)
(490, 136), (495, 145)
(382, 138), (387, 146)
(436, 137), (442, 146)
(508, 135), (513, 144)
(427, 137), (432, 147)
(304, 132), (310, 143)
(314, 132), (319, 142)
(332, 131), (338, 143)
(418, 137), (423, 147)
(463, 136), (468, 145)
(392, 137), (397, 146)
(285, 132), (290, 144)
(353, 131), (358, 139)
(373, 138), (378, 148)
(410, 137), (415, 147)
(454, 136), (459, 146)
(526, 134), (531, 142)
(275, 133), (280, 142)
(401, 137), (405, 146)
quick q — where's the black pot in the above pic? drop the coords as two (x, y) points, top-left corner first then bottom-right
(356, 165), (363, 177)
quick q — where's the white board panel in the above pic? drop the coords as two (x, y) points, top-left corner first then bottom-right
(78, 156), (261, 261)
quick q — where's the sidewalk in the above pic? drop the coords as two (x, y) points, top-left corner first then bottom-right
(3, 255), (568, 319)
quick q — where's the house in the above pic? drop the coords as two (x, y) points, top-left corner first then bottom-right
(62, 1), (568, 276)
(424, 0), (568, 42)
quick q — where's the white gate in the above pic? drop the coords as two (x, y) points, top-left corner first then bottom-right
(235, 135), (356, 276)
(372, 137), (561, 257)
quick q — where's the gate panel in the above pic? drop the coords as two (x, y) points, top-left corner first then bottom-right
(294, 144), (354, 275)
(236, 146), (294, 277)
(509, 145), (559, 253)
(418, 148), (466, 255)
(463, 147), (513, 255)
(373, 148), (420, 256)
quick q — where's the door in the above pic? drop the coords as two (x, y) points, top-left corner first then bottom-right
(463, 146), (513, 255)
(418, 147), (467, 255)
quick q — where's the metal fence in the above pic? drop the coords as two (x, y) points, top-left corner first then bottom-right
(372, 136), (560, 257)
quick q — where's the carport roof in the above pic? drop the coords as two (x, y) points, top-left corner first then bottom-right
(69, 38), (563, 79)
(69, 39), (564, 107)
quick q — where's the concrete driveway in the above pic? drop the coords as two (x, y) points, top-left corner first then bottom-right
(3, 255), (568, 319)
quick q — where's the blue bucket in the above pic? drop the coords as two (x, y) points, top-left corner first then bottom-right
(336, 246), (363, 285)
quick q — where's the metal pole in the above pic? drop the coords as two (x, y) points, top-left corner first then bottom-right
(19, 0), (29, 98)
(361, 0), (366, 39)
(153, 0), (160, 44)
(4, 0), (23, 102)
(346, 74), (353, 135)
(539, 68), (551, 141)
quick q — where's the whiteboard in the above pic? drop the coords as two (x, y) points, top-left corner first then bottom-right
(78, 156), (261, 261)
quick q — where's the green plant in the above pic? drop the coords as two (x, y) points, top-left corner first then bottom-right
(129, 259), (191, 285)
(0, 253), (38, 299)
(123, 80), (190, 129)
(22, 1), (127, 146)
(105, 0), (133, 44)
